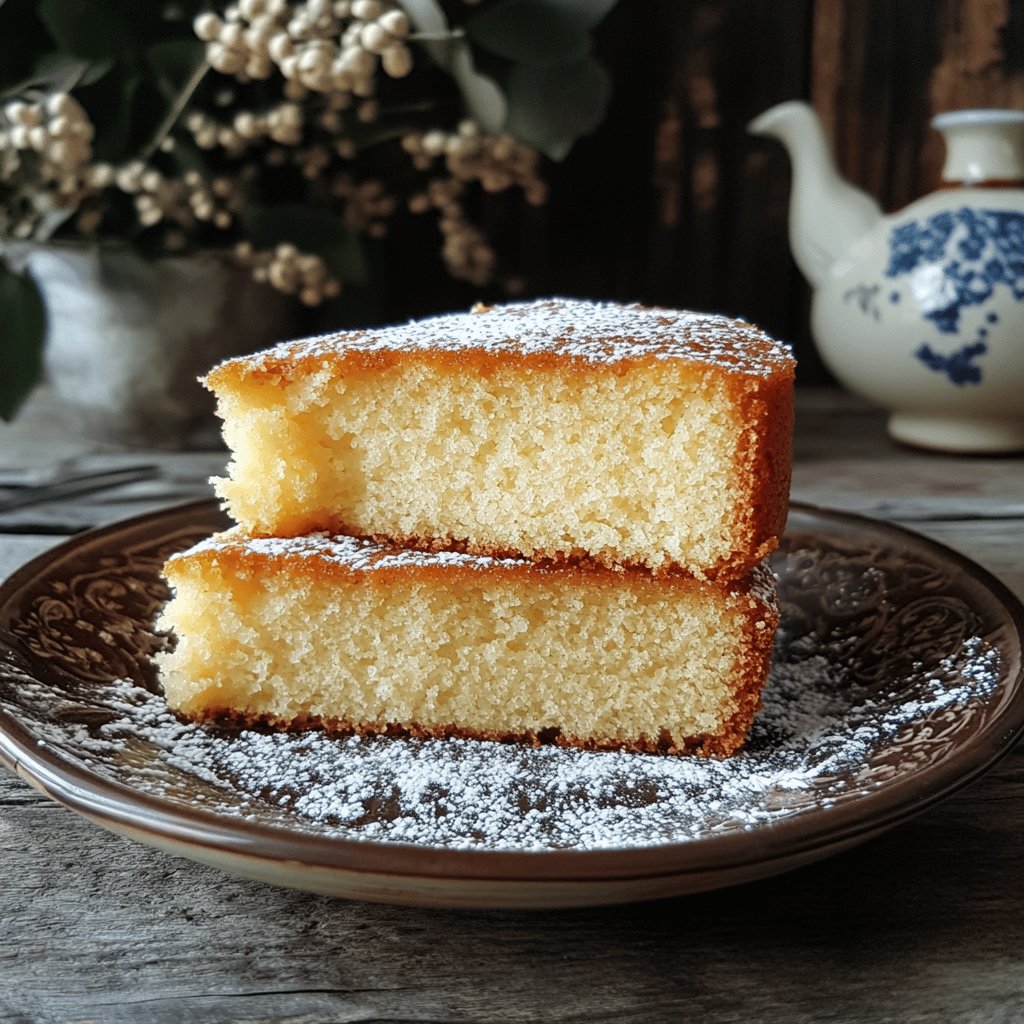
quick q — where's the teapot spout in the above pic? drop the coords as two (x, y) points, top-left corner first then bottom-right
(749, 100), (883, 287)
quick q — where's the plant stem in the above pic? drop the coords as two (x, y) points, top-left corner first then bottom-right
(141, 59), (210, 162)
(408, 29), (466, 41)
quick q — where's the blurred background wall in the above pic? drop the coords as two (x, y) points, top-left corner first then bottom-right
(380, 0), (1024, 384)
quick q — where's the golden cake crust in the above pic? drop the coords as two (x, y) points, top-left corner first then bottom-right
(164, 527), (780, 606)
(179, 699), (766, 759)
(205, 298), (795, 391)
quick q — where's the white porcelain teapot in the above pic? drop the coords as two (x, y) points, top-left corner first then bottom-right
(750, 101), (1024, 452)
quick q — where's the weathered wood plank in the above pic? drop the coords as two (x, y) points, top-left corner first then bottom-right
(0, 534), (61, 580)
(0, 748), (1022, 1023)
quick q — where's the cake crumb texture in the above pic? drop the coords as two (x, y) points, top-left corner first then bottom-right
(158, 530), (780, 758)
(206, 298), (795, 577)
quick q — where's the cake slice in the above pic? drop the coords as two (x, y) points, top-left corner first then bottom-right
(158, 529), (780, 757)
(205, 299), (794, 579)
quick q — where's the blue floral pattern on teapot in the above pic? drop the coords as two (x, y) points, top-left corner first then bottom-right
(880, 207), (1024, 385)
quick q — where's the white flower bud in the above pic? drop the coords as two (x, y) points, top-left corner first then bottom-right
(234, 111), (258, 137)
(116, 167), (142, 192)
(89, 163), (115, 187)
(297, 45), (331, 74)
(247, 54), (274, 79)
(193, 12), (222, 40)
(46, 140), (76, 168)
(339, 45), (374, 76)
(219, 22), (245, 47)
(4, 101), (27, 125)
(377, 9), (409, 37)
(240, 0), (267, 19)
(138, 205), (163, 227)
(421, 130), (446, 156)
(268, 31), (294, 62)
(359, 21), (390, 54)
(8, 125), (31, 150)
(277, 102), (303, 126)
(45, 93), (75, 119)
(208, 43), (245, 74)
(350, 74), (374, 97)
(351, 0), (382, 19)
(27, 125), (49, 152)
(268, 259), (297, 291)
(381, 42), (412, 77)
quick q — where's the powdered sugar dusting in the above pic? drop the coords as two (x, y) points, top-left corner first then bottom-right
(213, 299), (793, 382)
(4, 630), (1002, 851)
(172, 528), (535, 573)
(170, 530), (777, 603)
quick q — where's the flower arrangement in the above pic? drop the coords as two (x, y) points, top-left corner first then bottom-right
(0, 0), (618, 418)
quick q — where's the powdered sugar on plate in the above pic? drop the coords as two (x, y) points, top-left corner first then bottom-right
(1, 508), (1016, 855)
(4, 626), (1002, 852)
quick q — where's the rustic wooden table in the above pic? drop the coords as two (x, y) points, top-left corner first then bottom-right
(2, 389), (1022, 1024)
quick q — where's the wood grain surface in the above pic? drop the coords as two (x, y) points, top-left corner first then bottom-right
(1, 389), (1023, 1023)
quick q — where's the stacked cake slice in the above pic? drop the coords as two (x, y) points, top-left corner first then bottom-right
(158, 299), (795, 756)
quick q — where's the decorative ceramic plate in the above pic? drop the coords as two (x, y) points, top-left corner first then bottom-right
(0, 501), (1022, 909)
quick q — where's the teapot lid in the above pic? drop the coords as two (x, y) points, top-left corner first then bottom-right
(932, 108), (1024, 184)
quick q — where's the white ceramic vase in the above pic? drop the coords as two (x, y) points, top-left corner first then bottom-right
(7, 243), (290, 447)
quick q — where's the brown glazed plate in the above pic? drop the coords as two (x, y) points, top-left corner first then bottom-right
(0, 500), (1022, 909)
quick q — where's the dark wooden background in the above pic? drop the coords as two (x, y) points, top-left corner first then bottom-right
(373, 0), (1024, 385)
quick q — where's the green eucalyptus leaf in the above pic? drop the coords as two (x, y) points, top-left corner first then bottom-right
(505, 55), (611, 160)
(446, 43), (507, 133)
(1, 54), (112, 99)
(0, 259), (47, 421)
(467, 0), (590, 66)
(239, 205), (368, 285)
(403, 0), (507, 132)
(147, 40), (205, 102)
(38, 0), (128, 64)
